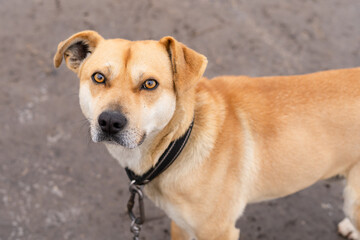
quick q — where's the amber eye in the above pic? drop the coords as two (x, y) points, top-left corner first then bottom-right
(92, 72), (106, 84)
(142, 79), (158, 90)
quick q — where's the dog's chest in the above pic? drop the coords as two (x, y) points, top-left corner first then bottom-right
(145, 186), (196, 239)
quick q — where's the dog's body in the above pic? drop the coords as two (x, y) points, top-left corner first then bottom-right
(54, 31), (360, 239)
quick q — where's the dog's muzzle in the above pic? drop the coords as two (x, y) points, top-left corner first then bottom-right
(95, 111), (145, 148)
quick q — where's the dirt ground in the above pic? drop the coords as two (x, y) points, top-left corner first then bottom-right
(1, 0), (360, 239)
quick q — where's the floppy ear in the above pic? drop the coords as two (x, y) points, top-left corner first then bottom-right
(53, 30), (104, 73)
(159, 36), (207, 93)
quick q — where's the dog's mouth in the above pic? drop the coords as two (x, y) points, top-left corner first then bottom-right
(93, 129), (146, 149)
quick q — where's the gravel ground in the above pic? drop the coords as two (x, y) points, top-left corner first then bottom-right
(1, 0), (360, 239)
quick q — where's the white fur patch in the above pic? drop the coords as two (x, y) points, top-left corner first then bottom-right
(79, 82), (100, 142)
(130, 64), (147, 85)
(104, 62), (120, 81)
(141, 93), (176, 136)
(105, 142), (142, 170)
(79, 82), (93, 122)
(338, 218), (359, 240)
(238, 111), (258, 203)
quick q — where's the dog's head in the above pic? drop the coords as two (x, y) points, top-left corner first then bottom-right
(54, 31), (207, 149)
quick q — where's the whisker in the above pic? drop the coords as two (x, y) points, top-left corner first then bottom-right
(87, 126), (93, 146)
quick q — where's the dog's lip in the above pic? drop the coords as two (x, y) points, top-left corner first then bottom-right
(97, 133), (147, 148)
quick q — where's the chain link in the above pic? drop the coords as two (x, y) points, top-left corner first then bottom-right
(127, 181), (145, 240)
(130, 219), (141, 240)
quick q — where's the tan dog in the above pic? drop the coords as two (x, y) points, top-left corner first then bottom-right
(54, 30), (360, 240)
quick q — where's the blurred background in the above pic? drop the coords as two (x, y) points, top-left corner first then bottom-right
(1, 0), (360, 239)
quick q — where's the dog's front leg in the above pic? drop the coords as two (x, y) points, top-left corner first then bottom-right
(170, 214), (241, 240)
(339, 161), (360, 239)
(171, 221), (192, 240)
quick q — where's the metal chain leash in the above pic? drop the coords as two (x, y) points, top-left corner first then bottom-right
(124, 120), (194, 239)
(127, 180), (145, 240)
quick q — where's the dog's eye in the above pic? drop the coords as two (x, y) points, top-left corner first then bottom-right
(142, 79), (158, 90)
(92, 72), (106, 84)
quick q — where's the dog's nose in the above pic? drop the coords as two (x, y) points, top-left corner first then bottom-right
(98, 111), (127, 135)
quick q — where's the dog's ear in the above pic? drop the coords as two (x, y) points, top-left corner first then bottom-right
(53, 30), (104, 73)
(159, 36), (207, 93)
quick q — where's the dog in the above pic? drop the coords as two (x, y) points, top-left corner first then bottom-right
(54, 30), (360, 240)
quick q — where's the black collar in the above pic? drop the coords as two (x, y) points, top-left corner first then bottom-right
(125, 120), (194, 185)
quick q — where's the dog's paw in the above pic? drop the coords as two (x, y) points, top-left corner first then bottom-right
(338, 218), (359, 240)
